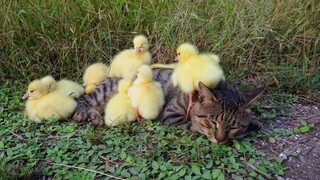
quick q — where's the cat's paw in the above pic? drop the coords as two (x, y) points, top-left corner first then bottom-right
(73, 110), (88, 123)
(87, 109), (104, 126)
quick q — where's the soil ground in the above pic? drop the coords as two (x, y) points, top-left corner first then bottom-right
(256, 103), (320, 180)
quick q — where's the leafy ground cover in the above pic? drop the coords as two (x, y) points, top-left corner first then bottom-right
(1, 82), (318, 179)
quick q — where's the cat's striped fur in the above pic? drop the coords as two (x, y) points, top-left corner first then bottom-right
(159, 79), (265, 142)
(73, 68), (178, 126)
(73, 68), (265, 142)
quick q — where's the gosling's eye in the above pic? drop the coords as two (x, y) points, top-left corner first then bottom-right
(30, 90), (34, 93)
(178, 53), (180, 55)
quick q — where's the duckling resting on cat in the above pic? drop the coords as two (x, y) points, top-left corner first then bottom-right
(104, 79), (136, 126)
(172, 43), (225, 117)
(73, 68), (266, 143)
(128, 65), (165, 121)
(23, 80), (77, 122)
(108, 35), (152, 80)
(41, 75), (84, 99)
(82, 63), (109, 94)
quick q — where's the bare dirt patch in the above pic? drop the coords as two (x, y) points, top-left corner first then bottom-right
(256, 103), (320, 180)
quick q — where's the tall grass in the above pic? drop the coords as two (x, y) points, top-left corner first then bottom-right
(1, 0), (319, 92)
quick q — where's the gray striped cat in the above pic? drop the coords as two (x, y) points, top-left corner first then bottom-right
(73, 68), (265, 143)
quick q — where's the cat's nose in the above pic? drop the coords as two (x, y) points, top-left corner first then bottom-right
(215, 137), (225, 143)
(215, 132), (226, 143)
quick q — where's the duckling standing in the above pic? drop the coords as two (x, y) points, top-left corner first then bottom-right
(128, 65), (164, 121)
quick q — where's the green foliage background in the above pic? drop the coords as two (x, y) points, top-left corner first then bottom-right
(1, 0), (319, 92)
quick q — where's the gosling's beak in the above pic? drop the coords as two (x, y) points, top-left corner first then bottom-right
(174, 56), (179, 62)
(22, 93), (29, 100)
(135, 48), (141, 55)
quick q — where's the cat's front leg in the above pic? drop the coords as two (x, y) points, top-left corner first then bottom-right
(73, 103), (104, 126)
(73, 77), (120, 125)
(73, 97), (89, 123)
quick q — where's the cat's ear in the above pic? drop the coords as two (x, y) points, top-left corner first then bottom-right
(243, 87), (266, 108)
(198, 82), (218, 102)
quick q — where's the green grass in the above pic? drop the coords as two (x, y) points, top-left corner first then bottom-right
(0, 0), (319, 179)
(0, 82), (290, 179)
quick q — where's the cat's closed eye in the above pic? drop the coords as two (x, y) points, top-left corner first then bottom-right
(195, 114), (207, 118)
(208, 114), (215, 118)
(195, 114), (215, 118)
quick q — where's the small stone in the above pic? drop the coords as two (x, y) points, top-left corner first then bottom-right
(276, 175), (285, 180)
(268, 137), (276, 144)
(298, 155), (305, 162)
(279, 153), (287, 160)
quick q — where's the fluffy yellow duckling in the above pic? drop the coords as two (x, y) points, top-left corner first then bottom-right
(104, 79), (136, 126)
(22, 80), (77, 122)
(83, 63), (109, 94)
(128, 65), (164, 121)
(171, 43), (225, 116)
(40, 75), (84, 98)
(40, 75), (56, 92)
(108, 35), (152, 79)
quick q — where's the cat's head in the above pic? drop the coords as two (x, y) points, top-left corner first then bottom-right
(190, 82), (265, 143)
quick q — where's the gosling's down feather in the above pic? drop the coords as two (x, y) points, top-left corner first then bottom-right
(40, 75), (84, 98)
(128, 65), (164, 120)
(40, 75), (56, 92)
(23, 80), (77, 122)
(172, 43), (225, 93)
(83, 63), (109, 94)
(108, 35), (152, 79)
(104, 79), (136, 126)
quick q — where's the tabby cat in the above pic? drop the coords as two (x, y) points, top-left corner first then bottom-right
(73, 68), (265, 143)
